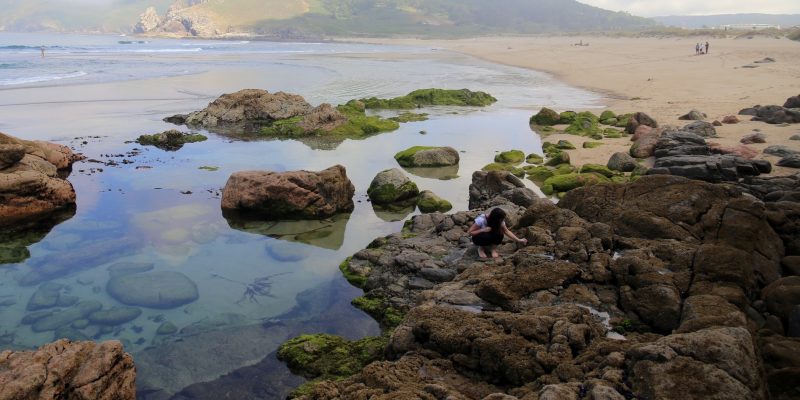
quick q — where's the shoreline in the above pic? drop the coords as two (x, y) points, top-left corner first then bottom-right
(354, 35), (800, 176)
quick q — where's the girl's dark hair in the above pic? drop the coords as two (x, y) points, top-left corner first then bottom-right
(487, 208), (506, 231)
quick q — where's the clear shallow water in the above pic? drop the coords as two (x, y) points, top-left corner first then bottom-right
(0, 33), (602, 398)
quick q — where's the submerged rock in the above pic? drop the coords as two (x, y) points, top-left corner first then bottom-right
(32, 301), (103, 332)
(136, 129), (207, 151)
(107, 271), (198, 309)
(0, 339), (135, 400)
(88, 307), (143, 326)
(221, 165), (355, 220)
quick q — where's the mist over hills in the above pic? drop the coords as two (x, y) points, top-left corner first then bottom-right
(653, 14), (800, 29)
(0, 0), (655, 37)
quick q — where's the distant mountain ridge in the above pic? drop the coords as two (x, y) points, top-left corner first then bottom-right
(0, 0), (655, 37)
(653, 14), (800, 29)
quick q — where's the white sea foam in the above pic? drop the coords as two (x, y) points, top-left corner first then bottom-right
(0, 71), (87, 86)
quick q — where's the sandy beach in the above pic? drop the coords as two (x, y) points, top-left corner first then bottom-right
(364, 36), (800, 175)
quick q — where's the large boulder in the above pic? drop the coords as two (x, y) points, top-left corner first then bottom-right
(0, 132), (81, 223)
(107, 271), (199, 309)
(469, 170), (537, 210)
(0, 340), (136, 400)
(297, 103), (347, 132)
(367, 168), (419, 205)
(221, 165), (355, 220)
(630, 127), (661, 158)
(786, 94), (800, 109)
(530, 107), (560, 126)
(607, 152), (638, 172)
(170, 89), (313, 128)
(394, 146), (459, 168)
(625, 112), (658, 135)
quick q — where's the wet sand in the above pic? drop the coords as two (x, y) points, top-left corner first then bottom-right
(362, 36), (800, 175)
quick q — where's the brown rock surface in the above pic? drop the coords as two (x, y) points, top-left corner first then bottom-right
(182, 89), (313, 128)
(0, 132), (80, 223)
(221, 165), (355, 220)
(0, 339), (136, 400)
(297, 103), (347, 132)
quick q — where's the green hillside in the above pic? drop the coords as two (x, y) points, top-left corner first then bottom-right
(0, 0), (174, 32)
(0, 0), (655, 36)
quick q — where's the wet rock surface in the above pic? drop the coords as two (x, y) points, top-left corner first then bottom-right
(294, 174), (799, 400)
(221, 165), (355, 220)
(0, 132), (82, 223)
(0, 340), (135, 400)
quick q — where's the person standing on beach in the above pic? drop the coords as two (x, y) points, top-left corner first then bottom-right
(705, 42), (710, 54)
(40, 46), (45, 58)
(695, 43), (700, 55)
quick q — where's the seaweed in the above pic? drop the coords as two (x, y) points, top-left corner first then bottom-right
(211, 272), (292, 304)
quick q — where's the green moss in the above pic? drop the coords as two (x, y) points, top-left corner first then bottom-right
(524, 166), (554, 183)
(583, 141), (603, 149)
(615, 113), (634, 128)
(198, 166), (219, 171)
(367, 180), (420, 205)
(540, 126), (555, 133)
(541, 184), (555, 195)
(394, 146), (437, 167)
(136, 131), (207, 151)
(389, 112), (429, 123)
(564, 111), (601, 136)
(611, 176), (630, 184)
(603, 128), (624, 138)
(494, 150), (525, 164)
(559, 111), (578, 124)
(579, 164), (617, 178)
(259, 116), (306, 137)
(545, 151), (570, 167)
(258, 104), (400, 142)
(277, 333), (387, 381)
(600, 110), (617, 121)
(352, 295), (405, 328)
(361, 89), (497, 109)
(530, 107), (560, 126)
(631, 165), (650, 177)
(525, 153), (544, 164)
(543, 172), (611, 193)
(482, 163), (524, 177)
(601, 118), (618, 126)
(556, 140), (576, 150)
(553, 164), (577, 175)
(339, 257), (367, 288)
(542, 141), (559, 156)
(417, 193), (453, 213)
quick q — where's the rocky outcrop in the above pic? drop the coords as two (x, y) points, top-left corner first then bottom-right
(221, 165), (355, 220)
(299, 173), (795, 400)
(0, 340), (136, 400)
(739, 104), (800, 124)
(649, 131), (769, 182)
(167, 89), (313, 130)
(297, 104), (347, 132)
(0, 132), (82, 223)
(625, 111), (658, 135)
(133, 7), (160, 33)
(468, 170), (537, 210)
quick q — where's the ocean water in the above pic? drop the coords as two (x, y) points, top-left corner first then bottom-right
(0, 32), (602, 398)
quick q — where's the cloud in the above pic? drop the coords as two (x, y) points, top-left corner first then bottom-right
(579, 0), (800, 17)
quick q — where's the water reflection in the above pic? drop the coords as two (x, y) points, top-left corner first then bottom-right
(401, 164), (460, 180)
(0, 206), (75, 264)
(225, 213), (350, 251)
(372, 204), (416, 222)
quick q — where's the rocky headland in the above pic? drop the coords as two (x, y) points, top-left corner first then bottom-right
(281, 171), (800, 400)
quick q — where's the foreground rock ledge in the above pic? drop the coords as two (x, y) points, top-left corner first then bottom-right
(1, 132), (82, 223)
(221, 165), (355, 220)
(0, 339), (136, 400)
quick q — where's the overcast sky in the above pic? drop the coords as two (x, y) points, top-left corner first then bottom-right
(579, 0), (800, 17)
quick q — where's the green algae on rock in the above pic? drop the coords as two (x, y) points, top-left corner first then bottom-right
(339, 257), (368, 289)
(367, 168), (420, 205)
(525, 153), (544, 165)
(579, 164), (619, 178)
(482, 163), (525, 178)
(494, 149), (525, 164)
(530, 107), (560, 126)
(544, 151), (570, 167)
(259, 101), (399, 142)
(136, 130), (207, 151)
(583, 141), (603, 149)
(417, 190), (453, 214)
(352, 295), (406, 328)
(542, 172), (611, 195)
(389, 112), (429, 123)
(564, 111), (601, 136)
(394, 146), (459, 168)
(360, 88), (497, 109)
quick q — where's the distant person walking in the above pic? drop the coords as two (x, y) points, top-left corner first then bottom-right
(695, 43), (700, 55)
(40, 46), (45, 58)
(705, 42), (710, 54)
